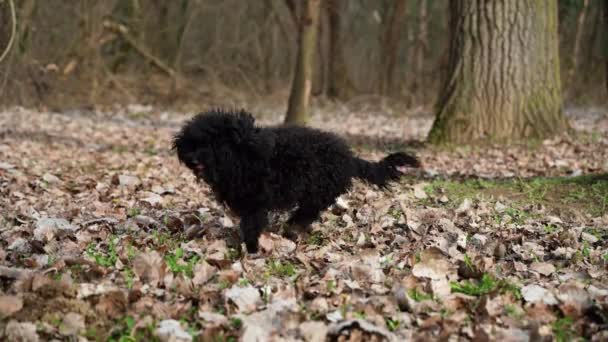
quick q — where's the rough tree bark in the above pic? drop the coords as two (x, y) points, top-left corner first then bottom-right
(428, 0), (569, 144)
(285, 0), (321, 125)
(380, 0), (407, 96)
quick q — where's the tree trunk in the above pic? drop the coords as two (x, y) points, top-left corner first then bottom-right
(428, 0), (569, 144)
(285, 0), (321, 125)
(327, 0), (353, 99)
(604, 0), (608, 95)
(380, 0), (407, 96)
(412, 0), (428, 102)
(583, 2), (601, 83)
(569, 0), (589, 83)
(16, 0), (36, 54)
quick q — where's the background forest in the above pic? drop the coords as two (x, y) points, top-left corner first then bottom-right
(0, 0), (606, 110)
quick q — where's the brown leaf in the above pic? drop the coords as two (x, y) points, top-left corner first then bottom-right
(132, 251), (164, 287)
(258, 232), (297, 256)
(95, 291), (128, 319)
(0, 295), (23, 319)
(4, 320), (39, 342)
(206, 240), (231, 268)
(155, 319), (193, 342)
(58, 312), (85, 336)
(530, 262), (556, 276)
(557, 283), (592, 317)
(192, 261), (216, 287)
(412, 248), (457, 280)
(225, 285), (261, 314)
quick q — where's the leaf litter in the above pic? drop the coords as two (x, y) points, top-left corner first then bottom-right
(0, 106), (607, 341)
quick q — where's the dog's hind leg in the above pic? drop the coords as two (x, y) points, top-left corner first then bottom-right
(240, 210), (268, 253)
(285, 195), (338, 240)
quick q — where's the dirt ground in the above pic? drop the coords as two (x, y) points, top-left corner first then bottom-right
(0, 105), (607, 341)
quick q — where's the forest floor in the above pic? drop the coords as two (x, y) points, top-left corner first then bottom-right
(0, 105), (607, 341)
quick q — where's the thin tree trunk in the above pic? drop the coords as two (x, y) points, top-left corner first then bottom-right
(315, 5), (326, 96)
(569, 0), (589, 83)
(16, 0), (36, 53)
(284, 0), (299, 25)
(583, 2), (601, 83)
(380, 0), (407, 96)
(412, 0), (427, 102)
(327, 0), (353, 100)
(428, 0), (569, 144)
(604, 0), (608, 95)
(285, 0), (321, 125)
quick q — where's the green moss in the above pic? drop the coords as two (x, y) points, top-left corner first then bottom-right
(423, 178), (496, 205)
(420, 174), (608, 216)
(265, 259), (297, 278)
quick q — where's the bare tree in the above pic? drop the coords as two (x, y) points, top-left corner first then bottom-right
(0, 0), (16, 64)
(380, 0), (407, 96)
(326, 0), (353, 99)
(285, 0), (321, 125)
(569, 0), (589, 83)
(428, 0), (569, 144)
(605, 0), (608, 94)
(412, 0), (427, 101)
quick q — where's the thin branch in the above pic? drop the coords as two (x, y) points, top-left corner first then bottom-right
(0, 0), (16, 64)
(103, 20), (176, 78)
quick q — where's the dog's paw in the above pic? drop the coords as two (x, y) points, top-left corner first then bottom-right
(282, 229), (300, 242)
(283, 223), (311, 242)
(245, 240), (259, 254)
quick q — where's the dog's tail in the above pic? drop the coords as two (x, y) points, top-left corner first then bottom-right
(354, 152), (420, 187)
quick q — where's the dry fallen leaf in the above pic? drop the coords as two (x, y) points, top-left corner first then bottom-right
(117, 174), (141, 188)
(556, 283), (593, 317)
(34, 218), (77, 242)
(225, 285), (261, 314)
(299, 321), (329, 342)
(95, 291), (128, 319)
(530, 262), (556, 276)
(4, 320), (39, 342)
(521, 284), (558, 305)
(132, 251), (164, 287)
(412, 183), (429, 199)
(155, 319), (193, 342)
(258, 233), (297, 255)
(238, 299), (299, 342)
(1, 107), (607, 341)
(59, 312), (85, 336)
(191, 261), (216, 287)
(0, 295), (23, 319)
(412, 248), (457, 280)
(198, 311), (228, 326)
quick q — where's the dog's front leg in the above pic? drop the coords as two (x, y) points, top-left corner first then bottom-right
(240, 210), (268, 253)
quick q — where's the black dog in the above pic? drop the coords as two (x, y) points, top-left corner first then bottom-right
(173, 109), (420, 253)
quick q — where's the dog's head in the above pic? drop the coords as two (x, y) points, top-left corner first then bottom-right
(173, 109), (274, 184)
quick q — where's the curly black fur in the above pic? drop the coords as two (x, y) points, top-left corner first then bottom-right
(173, 109), (420, 253)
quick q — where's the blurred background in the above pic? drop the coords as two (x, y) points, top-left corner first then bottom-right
(0, 0), (606, 111)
